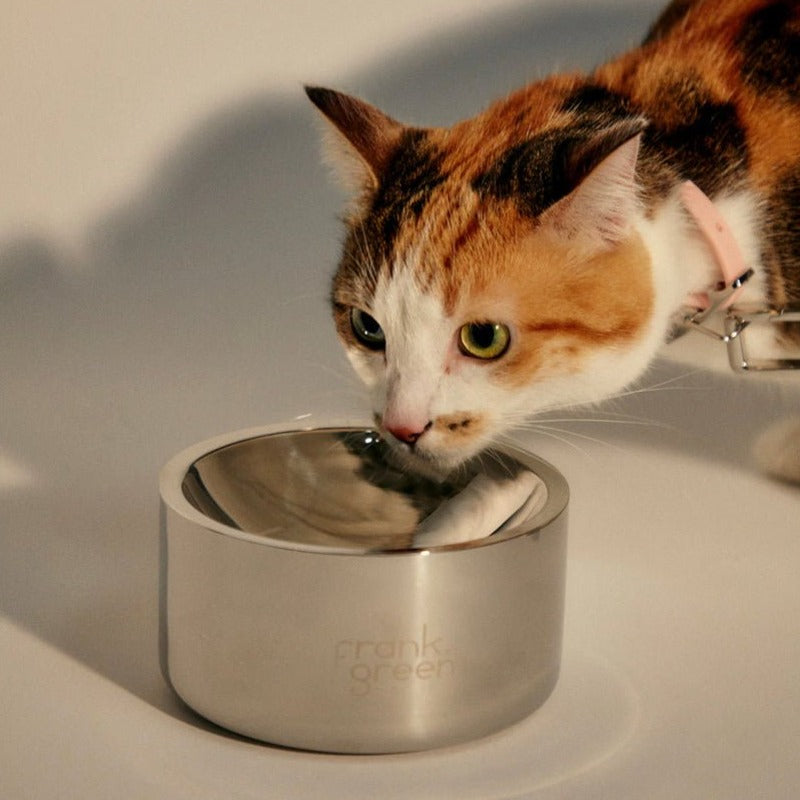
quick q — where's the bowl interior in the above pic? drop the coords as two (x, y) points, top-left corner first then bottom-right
(180, 428), (556, 551)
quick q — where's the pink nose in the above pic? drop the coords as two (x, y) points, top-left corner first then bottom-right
(385, 422), (430, 445)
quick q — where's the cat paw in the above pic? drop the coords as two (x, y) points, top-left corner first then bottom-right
(753, 417), (800, 485)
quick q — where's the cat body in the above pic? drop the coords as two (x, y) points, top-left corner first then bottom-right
(307, 0), (800, 474)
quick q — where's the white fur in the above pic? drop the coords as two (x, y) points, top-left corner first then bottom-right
(373, 264), (453, 431)
(646, 188), (767, 306)
(355, 258), (509, 465)
(412, 469), (546, 547)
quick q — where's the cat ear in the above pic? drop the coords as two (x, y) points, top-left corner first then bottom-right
(305, 86), (405, 192)
(547, 119), (647, 249)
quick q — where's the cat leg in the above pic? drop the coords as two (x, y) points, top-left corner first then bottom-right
(411, 469), (546, 547)
(753, 417), (800, 485)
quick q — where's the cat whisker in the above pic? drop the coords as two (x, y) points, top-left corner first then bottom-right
(515, 422), (631, 456)
(291, 359), (371, 408)
(531, 416), (669, 430)
(498, 428), (593, 460)
(301, 359), (362, 386)
(502, 405), (655, 427)
(605, 369), (707, 402)
(585, 406), (675, 425)
(477, 446), (516, 479)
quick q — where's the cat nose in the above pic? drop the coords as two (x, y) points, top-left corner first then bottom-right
(385, 421), (431, 445)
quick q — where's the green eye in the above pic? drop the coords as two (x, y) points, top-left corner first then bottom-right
(350, 308), (385, 350)
(459, 322), (511, 360)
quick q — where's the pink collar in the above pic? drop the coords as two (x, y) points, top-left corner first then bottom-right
(675, 181), (800, 372)
(680, 180), (749, 311)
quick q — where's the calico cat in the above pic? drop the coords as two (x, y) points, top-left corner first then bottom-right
(306, 0), (800, 477)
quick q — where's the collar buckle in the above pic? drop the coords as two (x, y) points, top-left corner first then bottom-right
(676, 294), (800, 372)
(680, 267), (755, 341)
(723, 306), (800, 372)
(674, 181), (800, 372)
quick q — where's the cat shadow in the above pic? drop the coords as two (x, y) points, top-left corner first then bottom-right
(5, 0), (793, 732)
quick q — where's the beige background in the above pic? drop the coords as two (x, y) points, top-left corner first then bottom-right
(3, 0), (532, 245)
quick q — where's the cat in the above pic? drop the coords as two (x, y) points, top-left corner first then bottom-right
(306, 0), (800, 481)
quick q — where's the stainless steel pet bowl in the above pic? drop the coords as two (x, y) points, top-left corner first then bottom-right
(159, 423), (569, 753)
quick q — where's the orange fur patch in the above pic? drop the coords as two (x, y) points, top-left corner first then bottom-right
(459, 229), (654, 387)
(432, 412), (487, 439)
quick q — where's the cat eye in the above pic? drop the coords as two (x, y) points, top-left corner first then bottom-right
(458, 322), (511, 360)
(350, 308), (386, 350)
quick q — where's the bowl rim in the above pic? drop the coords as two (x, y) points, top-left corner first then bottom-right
(159, 419), (569, 556)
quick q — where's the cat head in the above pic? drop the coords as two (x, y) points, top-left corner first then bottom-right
(307, 85), (657, 473)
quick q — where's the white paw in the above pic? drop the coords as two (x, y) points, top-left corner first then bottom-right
(753, 417), (800, 485)
(411, 469), (547, 547)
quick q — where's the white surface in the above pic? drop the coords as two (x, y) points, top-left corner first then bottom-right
(2, 1), (800, 797)
(3, 439), (799, 798)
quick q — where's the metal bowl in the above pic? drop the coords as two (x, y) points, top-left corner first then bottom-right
(159, 424), (569, 753)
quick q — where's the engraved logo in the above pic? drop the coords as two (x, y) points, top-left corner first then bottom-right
(334, 624), (455, 696)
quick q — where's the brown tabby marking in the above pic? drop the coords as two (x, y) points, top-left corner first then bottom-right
(738, 2), (800, 97)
